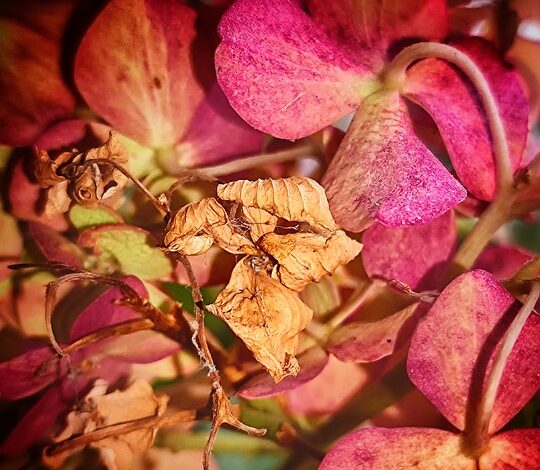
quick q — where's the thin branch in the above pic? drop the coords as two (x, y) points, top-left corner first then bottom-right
(385, 42), (513, 191)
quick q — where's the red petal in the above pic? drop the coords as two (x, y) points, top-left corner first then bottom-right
(0, 17), (75, 146)
(74, 0), (205, 148)
(407, 270), (540, 433)
(322, 91), (466, 231)
(474, 245), (533, 280)
(480, 429), (540, 470)
(328, 302), (425, 363)
(362, 211), (457, 290)
(215, 0), (372, 140)
(403, 38), (529, 201)
(308, 0), (448, 67)
(238, 345), (329, 399)
(319, 428), (474, 470)
(28, 222), (85, 268)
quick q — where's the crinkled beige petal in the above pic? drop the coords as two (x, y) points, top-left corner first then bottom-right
(207, 257), (313, 382)
(259, 230), (363, 291)
(217, 177), (337, 233)
(43, 180), (71, 218)
(164, 197), (258, 256)
(239, 206), (277, 241)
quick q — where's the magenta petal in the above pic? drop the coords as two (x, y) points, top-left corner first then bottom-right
(362, 211), (457, 290)
(480, 429), (540, 470)
(69, 276), (147, 341)
(28, 222), (85, 268)
(238, 345), (329, 399)
(323, 91), (466, 231)
(328, 303), (425, 363)
(35, 119), (111, 151)
(407, 270), (540, 433)
(75, 0), (205, 148)
(474, 245), (533, 280)
(215, 0), (372, 140)
(319, 428), (474, 470)
(0, 346), (58, 400)
(403, 38), (528, 201)
(308, 0), (448, 67)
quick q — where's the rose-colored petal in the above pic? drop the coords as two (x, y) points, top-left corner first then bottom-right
(479, 429), (540, 470)
(0, 346), (59, 400)
(319, 427), (474, 470)
(28, 222), (85, 268)
(8, 158), (68, 230)
(35, 119), (111, 151)
(322, 91), (466, 231)
(216, 0), (374, 140)
(408, 270), (540, 433)
(170, 84), (264, 170)
(474, 245), (533, 280)
(328, 302), (424, 363)
(238, 345), (329, 399)
(78, 225), (172, 280)
(286, 355), (375, 415)
(69, 276), (147, 341)
(362, 211), (456, 290)
(75, 0), (205, 148)
(0, 17), (75, 146)
(308, 0), (448, 68)
(403, 38), (529, 201)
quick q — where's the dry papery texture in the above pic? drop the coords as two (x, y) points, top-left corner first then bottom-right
(165, 177), (362, 381)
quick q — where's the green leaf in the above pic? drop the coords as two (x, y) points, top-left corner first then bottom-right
(69, 204), (122, 231)
(79, 225), (171, 280)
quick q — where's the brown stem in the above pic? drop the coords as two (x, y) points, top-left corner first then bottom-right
(46, 410), (197, 456)
(465, 282), (540, 456)
(385, 42), (513, 191)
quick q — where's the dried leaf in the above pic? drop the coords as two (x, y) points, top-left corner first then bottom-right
(47, 379), (168, 470)
(259, 230), (362, 291)
(34, 150), (73, 187)
(207, 257), (313, 382)
(164, 197), (258, 256)
(217, 177), (338, 233)
(240, 206), (277, 241)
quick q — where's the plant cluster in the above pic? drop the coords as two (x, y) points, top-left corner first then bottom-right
(0, 0), (539, 469)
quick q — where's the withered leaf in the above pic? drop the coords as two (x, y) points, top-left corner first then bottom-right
(239, 206), (277, 241)
(45, 379), (168, 470)
(207, 257), (313, 382)
(164, 197), (259, 256)
(217, 177), (338, 233)
(34, 150), (73, 187)
(259, 230), (363, 291)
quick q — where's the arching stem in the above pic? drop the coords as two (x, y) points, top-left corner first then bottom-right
(465, 281), (540, 456)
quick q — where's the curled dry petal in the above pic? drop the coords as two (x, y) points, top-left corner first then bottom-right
(164, 197), (258, 256)
(217, 177), (338, 233)
(207, 257), (313, 382)
(259, 230), (362, 291)
(240, 206), (277, 242)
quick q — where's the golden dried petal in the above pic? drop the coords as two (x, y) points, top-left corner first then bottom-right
(259, 230), (363, 291)
(217, 177), (338, 233)
(240, 206), (277, 241)
(164, 197), (258, 256)
(34, 149), (72, 187)
(207, 257), (313, 382)
(43, 180), (71, 218)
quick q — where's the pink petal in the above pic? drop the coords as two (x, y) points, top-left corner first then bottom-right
(322, 91), (466, 231)
(479, 429), (540, 470)
(28, 222), (85, 268)
(328, 303), (425, 363)
(215, 0), (372, 140)
(35, 119), (111, 151)
(403, 38), (529, 201)
(74, 0), (205, 148)
(69, 276), (147, 341)
(7, 158), (68, 230)
(238, 345), (329, 399)
(0, 17), (75, 146)
(286, 355), (377, 415)
(407, 270), (540, 433)
(0, 346), (59, 400)
(308, 0), (448, 68)
(362, 211), (457, 290)
(319, 428), (474, 470)
(474, 245), (533, 280)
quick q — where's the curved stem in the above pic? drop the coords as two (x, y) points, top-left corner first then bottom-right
(465, 282), (540, 456)
(385, 42), (513, 191)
